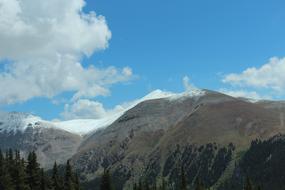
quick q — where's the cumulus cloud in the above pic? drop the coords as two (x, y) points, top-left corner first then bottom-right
(223, 57), (285, 92)
(61, 99), (106, 120)
(61, 76), (205, 120)
(0, 0), (111, 60)
(0, 56), (132, 104)
(182, 75), (202, 93)
(0, 0), (133, 104)
(219, 89), (271, 100)
(61, 98), (135, 120)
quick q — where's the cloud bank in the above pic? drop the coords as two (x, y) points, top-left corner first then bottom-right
(219, 89), (271, 100)
(223, 57), (285, 92)
(0, 0), (132, 105)
(221, 57), (285, 100)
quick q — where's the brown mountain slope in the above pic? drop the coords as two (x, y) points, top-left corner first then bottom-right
(162, 96), (283, 149)
(72, 90), (285, 189)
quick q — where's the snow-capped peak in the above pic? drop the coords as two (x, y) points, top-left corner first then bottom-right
(0, 112), (45, 133)
(0, 88), (205, 135)
(141, 88), (205, 101)
(49, 88), (205, 135)
(141, 90), (175, 100)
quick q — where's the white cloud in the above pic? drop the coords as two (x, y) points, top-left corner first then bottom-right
(0, 54), (132, 104)
(219, 89), (271, 100)
(182, 75), (203, 96)
(0, 0), (133, 104)
(0, 0), (111, 60)
(61, 99), (106, 120)
(223, 57), (285, 92)
(183, 76), (194, 91)
(61, 98), (135, 120)
(60, 89), (178, 120)
(122, 67), (133, 77)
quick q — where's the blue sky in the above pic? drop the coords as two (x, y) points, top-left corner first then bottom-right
(1, 0), (285, 120)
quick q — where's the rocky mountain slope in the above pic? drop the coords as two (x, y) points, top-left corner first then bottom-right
(71, 90), (285, 189)
(0, 112), (82, 168)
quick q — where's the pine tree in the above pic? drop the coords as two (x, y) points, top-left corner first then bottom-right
(1, 150), (15, 190)
(14, 150), (29, 190)
(64, 160), (75, 190)
(52, 161), (62, 190)
(159, 178), (167, 190)
(0, 170), (14, 190)
(74, 173), (80, 190)
(138, 180), (143, 190)
(7, 149), (15, 177)
(26, 151), (41, 190)
(152, 183), (157, 190)
(245, 177), (253, 190)
(40, 169), (47, 190)
(133, 183), (137, 190)
(100, 169), (113, 190)
(180, 166), (187, 190)
(0, 149), (4, 187)
(144, 180), (150, 190)
(0, 149), (78, 190)
(0, 149), (3, 175)
(195, 179), (205, 190)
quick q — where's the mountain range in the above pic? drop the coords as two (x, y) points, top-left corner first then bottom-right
(1, 89), (285, 189)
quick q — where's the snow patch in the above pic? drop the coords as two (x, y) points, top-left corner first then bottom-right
(53, 112), (122, 135)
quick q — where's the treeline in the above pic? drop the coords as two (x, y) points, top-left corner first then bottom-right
(99, 168), (261, 190)
(0, 149), (80, 190)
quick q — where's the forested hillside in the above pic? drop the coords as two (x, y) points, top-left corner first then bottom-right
(0, 149), (80, 190)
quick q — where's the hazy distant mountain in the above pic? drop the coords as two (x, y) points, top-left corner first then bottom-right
(0, 112), (82, 168)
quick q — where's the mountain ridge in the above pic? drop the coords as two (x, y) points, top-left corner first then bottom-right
(1, 89), (285, 189)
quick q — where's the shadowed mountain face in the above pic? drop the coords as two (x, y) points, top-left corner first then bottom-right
(72, 91), (285, 189)
(221, 134), (285, 190)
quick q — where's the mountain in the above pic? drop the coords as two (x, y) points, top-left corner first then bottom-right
(0, 89), (203, 168)
(1, 89), (285, 189)
(71, 90), (285, 189)
(0, 112), (82, 168)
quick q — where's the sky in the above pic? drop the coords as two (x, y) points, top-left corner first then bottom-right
(0, 0), (285, 120)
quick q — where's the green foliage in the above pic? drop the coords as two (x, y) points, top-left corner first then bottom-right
(26, 151), (41, 189)
(0, 149), (80, 190)
(64, 160), (79, 190)
(40, 169), (47, 190)
(159, 178), (167, 190)
(180, 167), (187, 190)
(195, 179), (205, 190)
(52, 161), (62, 190)
(244, 177), (253, 190)
(225, 135), (285, 190)
(100, 169), (113, 190)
